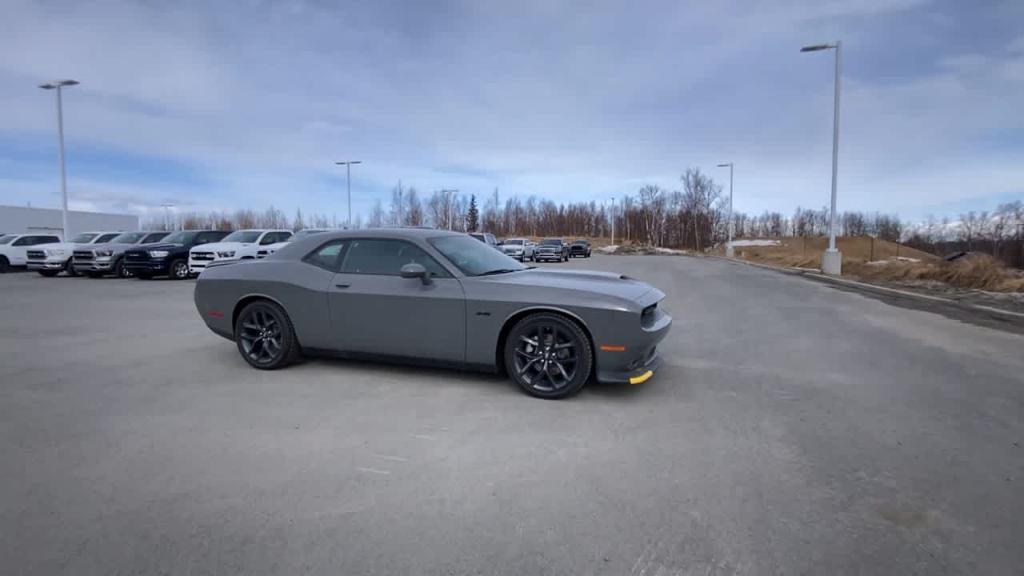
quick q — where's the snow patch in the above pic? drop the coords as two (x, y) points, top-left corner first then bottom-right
(599, 245), (619, 254)
(729, 239), (781, 247)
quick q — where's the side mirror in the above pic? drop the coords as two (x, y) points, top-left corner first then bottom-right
(400, 262), (432, 285)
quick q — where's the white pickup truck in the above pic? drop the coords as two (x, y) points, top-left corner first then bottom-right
(0, 233), (64, 273)
(188, 229), (293, 275)
(25, 232), (125, 276)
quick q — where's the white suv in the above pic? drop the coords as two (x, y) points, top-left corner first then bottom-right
(188, 229), (293, 275)
(25, 232), (124, 276)
(0, 233), (63, 273)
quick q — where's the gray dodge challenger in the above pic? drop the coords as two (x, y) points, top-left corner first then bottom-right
(193, 228), (671, 398)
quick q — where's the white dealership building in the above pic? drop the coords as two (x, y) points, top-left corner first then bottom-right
(0, 205), (138, 238)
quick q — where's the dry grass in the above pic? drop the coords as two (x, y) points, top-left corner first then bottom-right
(718, 236), (1024, 293)
(846, 255), (1024, 293)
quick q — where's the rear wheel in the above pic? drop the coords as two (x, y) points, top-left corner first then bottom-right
(504, 312), (592, 399)
(235, 300), (299, 370)
(0, 256), (8, 273)
(169, 259), (189, 280)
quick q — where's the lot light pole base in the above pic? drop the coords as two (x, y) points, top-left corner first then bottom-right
(821, 249), (842, 276)
(725, 244), (735, 258)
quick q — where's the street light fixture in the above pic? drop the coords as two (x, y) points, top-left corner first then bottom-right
(801, 40), (843, 275)
(717, 163), (734, 257)
(39, 79), (79, 241)
(335, 160), (362, 229)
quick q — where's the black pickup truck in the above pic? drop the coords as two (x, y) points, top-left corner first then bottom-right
(124, 230), (231, 280)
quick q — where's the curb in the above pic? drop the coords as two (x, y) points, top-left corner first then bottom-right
(719, 256), (1024, 321)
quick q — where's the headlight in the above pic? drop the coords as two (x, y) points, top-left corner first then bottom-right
(45, 249), (66, 256)
(149, 250), (169, 258)
(216, 251), (235, 258)
(95, 250), (113, 257)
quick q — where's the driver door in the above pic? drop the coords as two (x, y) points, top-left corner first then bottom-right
(328, 238), (467, 362)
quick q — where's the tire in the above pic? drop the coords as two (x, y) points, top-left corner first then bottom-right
(114, 258), (131, 278)
(235, 300), (300, 370)
(169, 259), (189, 280)
(38, 270), (59, 277)
(504, 312), (593, 399)
(0, 256), (8, 273)
(64, 258), (79, 277)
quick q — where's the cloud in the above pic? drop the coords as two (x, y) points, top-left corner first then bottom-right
(0, 0), (1021, 222)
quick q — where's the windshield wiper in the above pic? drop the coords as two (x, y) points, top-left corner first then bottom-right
(476, 268), (521, 276)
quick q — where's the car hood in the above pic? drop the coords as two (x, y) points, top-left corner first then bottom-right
(81, 242), (136, 251)
(193, 241), (253, 252)
(535, 245), (562, 251)
(481, 268), (655, 300)
(134, 242), (185, 251)
(34, 242), (83, 251)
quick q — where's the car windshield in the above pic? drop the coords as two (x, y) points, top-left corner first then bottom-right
(69, 233), (98, 243)
(573, 240), (587, 245)
(505, 239), (524, 245)
(540, 239), (562, 246)
(222, 231), (263, 243)
(0, 235), (14, 245)
(429, 235), (527, 276)
(111, 232), (147, 243)
(161, 231), (197, 244)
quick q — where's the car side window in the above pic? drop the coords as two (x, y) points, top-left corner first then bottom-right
(304, 240), (347, 271)
(341, 239), (451, 278)
(12, 237), (30, 246)
(97, 233), (120, 243)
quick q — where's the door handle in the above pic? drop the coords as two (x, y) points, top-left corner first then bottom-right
(334, 283), (350, 289)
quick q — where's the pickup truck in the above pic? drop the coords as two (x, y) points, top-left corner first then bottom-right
(26, 231), (123, 276)
(124, 230), (232, 280)
(73, 231), (171, 278)
(188, 229), (293, 275)
(0, 233), (63, 273)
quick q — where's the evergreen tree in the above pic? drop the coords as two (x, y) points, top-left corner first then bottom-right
(467, 195), (479, 232)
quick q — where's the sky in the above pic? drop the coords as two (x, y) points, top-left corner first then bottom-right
(1, 0), (1022, 224)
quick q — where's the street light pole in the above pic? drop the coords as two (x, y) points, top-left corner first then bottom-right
(39, 79), (79, 241)
(801, 41), (843, 275)
(161, 203), (175, 231)
(335, 160), (362, 229)
(717, 163), (734, 257)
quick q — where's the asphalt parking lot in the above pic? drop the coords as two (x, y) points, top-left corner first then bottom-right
(2, 255), (1024, 575)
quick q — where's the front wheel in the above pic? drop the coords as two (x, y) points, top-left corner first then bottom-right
(504, 312), (592, 399)
(114, 258), (131, 278)
(64, 259), (79, 277)
(169, 259), (189, 280)
(38, 270), (59, 277)
(235, 300), (299, 370)
(0, 256), (8, 273)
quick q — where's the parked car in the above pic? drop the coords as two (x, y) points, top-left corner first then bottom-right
(469, 232), (500, 250)
(534, 238), (570, 262)
(73, 231), (171, 278)
(193, 229), (671, 399)
(0, 233), (63, 273)
(499, 238), (535, 261)
(569, 239), (592, 258)
(26, 231), (123, 277)
(124, 230), (232, 280)
(188, 229), (293, 275)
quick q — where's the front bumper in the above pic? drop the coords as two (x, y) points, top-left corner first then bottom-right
(124, 260), (170, 275)
(73, 258), (113, 272)
(189, 256), (235, 274)
(534, 252), (562, 260)
(26, 258), (66, 271)
(594, 305), (672, 385)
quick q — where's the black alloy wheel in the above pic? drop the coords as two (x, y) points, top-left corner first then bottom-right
(169, 259), (189, 280)
(235, 300), (299, 369)
(38, 270), (60, 277)
(505, 312), (592, 399)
